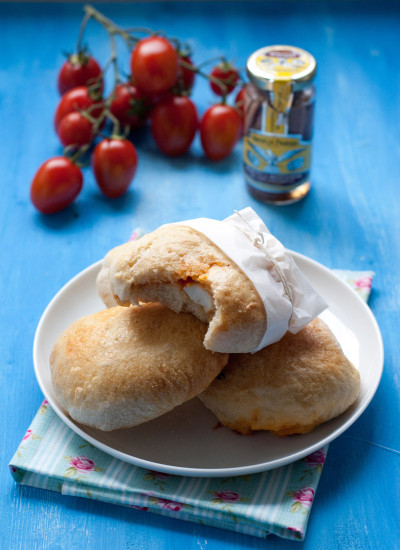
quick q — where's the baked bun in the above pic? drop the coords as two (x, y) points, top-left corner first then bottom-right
(198, 318), (360, 436)
(50, 304), (228, 431)
(97, 225), (266, 353)
(96, 255), (118, 307)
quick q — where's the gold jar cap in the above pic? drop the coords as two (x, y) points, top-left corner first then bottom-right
(247, 45), (316, 91)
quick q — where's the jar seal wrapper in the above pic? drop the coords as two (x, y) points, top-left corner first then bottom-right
(168, 207), (327, 352)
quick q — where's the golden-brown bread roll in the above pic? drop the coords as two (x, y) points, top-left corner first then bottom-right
(96, 256), (118, 308)
(50, 304), (228, 431)
(97, 225), (266, 353)
(198, 318), (360, 436)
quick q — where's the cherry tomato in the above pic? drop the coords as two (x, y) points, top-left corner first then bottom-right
(54, 86), (103, 132)
(110, 83), (151, 129)
(92, 139), (138, 199)
(30, 157), (83, 214)
(151, 96), (198, 157)
(234, 86), (246, 119)
(178, 55), (196, 92)
(145, 90), (172, 108)
(200, 104), (242, 161)
(210, 63), (239, 96)
(58, 54), (102, 95)
(57, 112), (93, 148)
(130, 36), (178, 95)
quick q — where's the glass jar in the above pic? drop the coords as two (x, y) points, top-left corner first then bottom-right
(244, 45), (317, 204)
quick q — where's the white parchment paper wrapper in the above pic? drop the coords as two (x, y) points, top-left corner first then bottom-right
(169, 207), (327, 352)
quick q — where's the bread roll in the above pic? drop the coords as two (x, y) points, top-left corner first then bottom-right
(50, 304), (228, 431)
(198, 318), (360, 436)
(96, 256), (118, 308)
(97, 225), (266, 353)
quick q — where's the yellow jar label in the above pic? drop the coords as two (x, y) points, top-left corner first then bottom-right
(243, 131), (311, 188)
(269, 80), (293, 115)
(255, 47), (312, 81)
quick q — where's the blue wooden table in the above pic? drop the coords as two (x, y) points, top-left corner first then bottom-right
(1, 1), (399, 548)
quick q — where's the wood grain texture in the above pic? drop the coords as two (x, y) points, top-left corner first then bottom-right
(1, 1), (399, 549)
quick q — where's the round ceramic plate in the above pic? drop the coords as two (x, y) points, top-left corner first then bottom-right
(33, 253), (383, 477)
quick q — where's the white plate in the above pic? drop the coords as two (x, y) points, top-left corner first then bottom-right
(33, 253), (384, 477)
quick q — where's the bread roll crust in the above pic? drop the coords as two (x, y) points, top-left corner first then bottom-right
(50, 304), (228, 431)
(199, 318), (360, 436)
(100, 225), (266, 353)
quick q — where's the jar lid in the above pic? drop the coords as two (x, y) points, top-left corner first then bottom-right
(247, 45), (316, 91)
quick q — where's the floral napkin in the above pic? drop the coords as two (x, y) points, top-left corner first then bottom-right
(9, 269), (374, 542)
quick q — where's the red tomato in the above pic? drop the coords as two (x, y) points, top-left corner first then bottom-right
(57, 112), (93, 148)
(210, 64), (239, 96)
(151, 96), (198, 157)
(110, 83), (151, 129)
(30, 157), (83, 214)
(54, 86), (103, 132)
(234, 86), (246, 119)
(92, 139), (138, 199)
(145, 90), (172, 108)
(178, 55), (196, 92)
(200, 104), (242, 161)
(130, 36), (178, 95)
(58, 54), (102, 95)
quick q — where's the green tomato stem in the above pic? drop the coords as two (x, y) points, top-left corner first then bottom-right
(76, 11), (91, 55)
